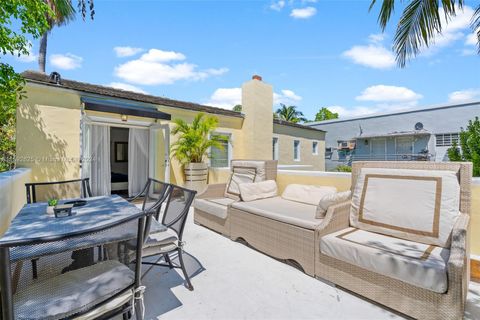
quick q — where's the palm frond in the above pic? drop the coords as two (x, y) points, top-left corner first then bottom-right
(472, 5), (480, 53)
(394, 0), (442, 67)
(370, 0), (395, 31)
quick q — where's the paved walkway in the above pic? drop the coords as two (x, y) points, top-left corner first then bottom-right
(141, 211), (480, 320)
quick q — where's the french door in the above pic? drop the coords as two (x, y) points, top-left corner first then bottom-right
(149, 124), (170, 183)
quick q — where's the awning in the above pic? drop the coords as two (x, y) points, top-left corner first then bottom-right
(355, 130), (431, 139)
(81, 97), (171, 120)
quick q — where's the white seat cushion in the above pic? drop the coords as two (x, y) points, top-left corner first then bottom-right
(146, 224), (178, 248)
(316, 190), (352, 218)
(350, 168), (460, 248)
(321, 227), (450, 293)
(282, 184), (337, 206)
(194, 197), (235, 220)
(14, 260), (134, 320)
(232, 197), (322, 229)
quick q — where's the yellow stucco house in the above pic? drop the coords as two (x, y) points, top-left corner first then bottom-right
(16, 71), (325, 196)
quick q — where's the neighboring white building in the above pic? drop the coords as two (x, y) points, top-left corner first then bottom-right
(307, 101), (480, 171)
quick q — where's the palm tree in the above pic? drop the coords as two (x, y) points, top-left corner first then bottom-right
(38, 0), (94, 73)
(370, 0), (480, 67)
(170, 113), (224, 165)
(275, 104), (308, 123)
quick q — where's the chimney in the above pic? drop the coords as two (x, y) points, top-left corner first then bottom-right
(241, 75), (273, 160)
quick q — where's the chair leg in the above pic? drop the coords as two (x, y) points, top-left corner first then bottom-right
(31, 258), (38, 279)
(164, 253), (173, 269)
(177, 248), (193, 291)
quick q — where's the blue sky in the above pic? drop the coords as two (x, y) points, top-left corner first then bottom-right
(5, 0), (480, 120)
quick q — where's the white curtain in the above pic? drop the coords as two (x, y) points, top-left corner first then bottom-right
(128, 128), (149, 197)
(82, 123), (111, 196)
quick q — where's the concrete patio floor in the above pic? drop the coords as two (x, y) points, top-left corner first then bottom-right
(141, 210), (480, 320)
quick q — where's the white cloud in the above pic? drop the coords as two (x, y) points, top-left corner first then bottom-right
(290, 7), (317, 19)
(448, 88), (480, 103)
(368, 33), (386, 44)
(114, 48), (228, 85)
(466, 32), (478, 46)
(205, 87), (302, 109)
(206, 88), (242, 109)
(270, 0), (285, 11)
(114, 46), (144, 57)
(343, 44), (395, 69)
(14, 44), (37, 63)
(274, 89), (302, 105)
(356, 85), (422, 103)
(139, 49), (186, 62)
(461, 48), (476, 56)
(50, 53), (83, 70)
(108, 82), (148, 94)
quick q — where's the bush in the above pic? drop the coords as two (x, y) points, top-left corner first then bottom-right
(447, 117), (480, 177)
(335, 165), (352, 172)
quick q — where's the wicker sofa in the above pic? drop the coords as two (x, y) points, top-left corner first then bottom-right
(229, 183), (349, 276)
(315, 161), (472, 320)
(193, 160), (278, 236)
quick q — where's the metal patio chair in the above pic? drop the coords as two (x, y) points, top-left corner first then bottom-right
(25, 178), (92, 204)
(1, 202), (149, 320)
(127, 184), (197, 291)
(24, 178), (93, 279)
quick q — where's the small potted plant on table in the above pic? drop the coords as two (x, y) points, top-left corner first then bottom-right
(47, 198), (58, 215)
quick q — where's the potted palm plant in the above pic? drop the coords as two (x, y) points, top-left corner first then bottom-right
(170, 113), (224, 192)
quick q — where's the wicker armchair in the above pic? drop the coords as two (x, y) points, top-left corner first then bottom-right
(193, 160), (277, 236)
(314, 161), (472, 320)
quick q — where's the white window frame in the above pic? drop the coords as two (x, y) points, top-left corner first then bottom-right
(312, 141), (318, 155)
(293, 140), (301, 161)
(209, 131), (232, 168)
(436, 133), (459, 147)
(272, 137), (279, 160)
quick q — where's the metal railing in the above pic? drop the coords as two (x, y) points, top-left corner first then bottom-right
(350, 153), (433, 162)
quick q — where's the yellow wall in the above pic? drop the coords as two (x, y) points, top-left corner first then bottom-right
(17, 85), (82, 183)
(274, 124), (326, 171)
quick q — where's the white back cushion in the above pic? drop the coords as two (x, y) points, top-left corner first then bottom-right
(224, 161), (267, 200)
(316, 190), (352, 219)
(239, 180), (278, 202)
(350, 168), (460, 248)
(282, 184), (337, 206)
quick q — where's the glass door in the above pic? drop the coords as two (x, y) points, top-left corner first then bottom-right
(149, 124), (170, 183)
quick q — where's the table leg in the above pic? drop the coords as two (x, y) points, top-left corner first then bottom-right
(0, 248), (13, 320)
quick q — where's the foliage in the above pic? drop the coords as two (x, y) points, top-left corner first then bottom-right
(232, 104), (242, 112)
(275, 104), (308, 123)
(170, 113), (224, 165)
(0, 0), (52, 171)
(314, 107), (339, 121)
(369, 0), (480, 67)
(447, 141), (462, 161)
(48, 198), (59, 206)
(446, 117), (480, 176)
(335, 165), (352, 172)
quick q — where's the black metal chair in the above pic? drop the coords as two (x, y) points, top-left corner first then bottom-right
(127, 178), (171, 217)
(25, 178), (92, 204)
(140, 184), (197, 290)
(1, 205), (149, 320)
(24, 178), (93, 279)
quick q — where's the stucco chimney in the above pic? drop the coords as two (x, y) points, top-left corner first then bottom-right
(241, 75), (273, 160)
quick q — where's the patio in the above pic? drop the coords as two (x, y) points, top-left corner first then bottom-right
(141, 210), (480, 320)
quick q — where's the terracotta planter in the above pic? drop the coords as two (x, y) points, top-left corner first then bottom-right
(184, 162), (208, 193)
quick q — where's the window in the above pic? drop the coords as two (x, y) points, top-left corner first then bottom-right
(210, 132), (231, 167)
(312, 141), (318, 155)
(272, 137), (279, 160)
(436, 133), (459, 147)
(293, 140), (300, 161)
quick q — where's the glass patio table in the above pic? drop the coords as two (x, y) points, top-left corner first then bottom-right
(0, 195), (144, 320)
